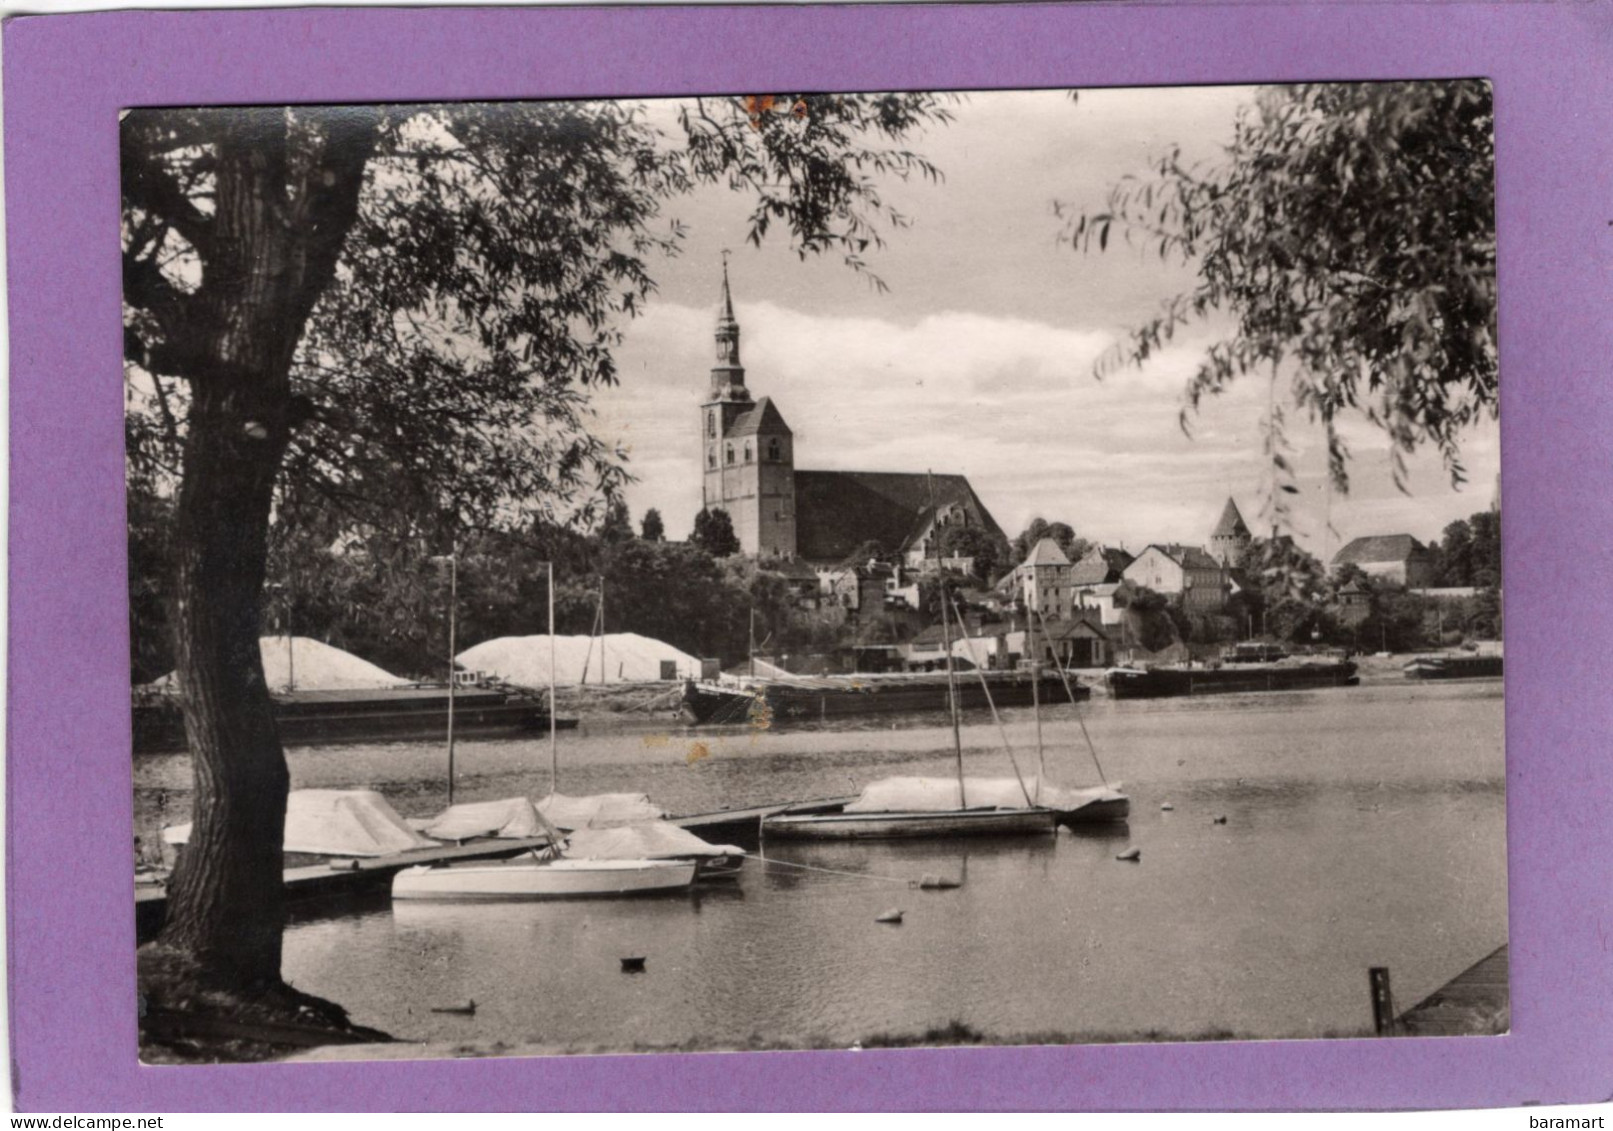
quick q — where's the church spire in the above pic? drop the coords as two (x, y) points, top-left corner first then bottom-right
(710, 252), (749, 401)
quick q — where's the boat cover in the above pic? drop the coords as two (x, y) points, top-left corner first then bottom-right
(563, 822), (741, 860)
(843, 776), (1123, 813)
(537, 792), (667, 829)
(416, 797), (557, 842)
(163, 789), (435, 856)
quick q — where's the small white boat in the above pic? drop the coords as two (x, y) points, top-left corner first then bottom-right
(391, 855), (697, 901)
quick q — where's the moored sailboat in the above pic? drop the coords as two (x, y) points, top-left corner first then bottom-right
(760, 473), (1059, 841)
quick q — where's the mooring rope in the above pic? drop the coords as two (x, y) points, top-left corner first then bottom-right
(1034, 606), (1110, 787)
(950, 595), (1035, 806)
(744, 852), (933, 887)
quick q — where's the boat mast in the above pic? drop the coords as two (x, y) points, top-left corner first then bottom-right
(599, 577), (607, 685)
(1029, 584), (1043, 803)
(548, 559), (558, 797)
(929, 472), (967, 808)
(446, 541), (458, 807)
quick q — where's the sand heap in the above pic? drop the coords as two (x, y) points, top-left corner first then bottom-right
(458, 632), (701, 686)
(151, 636), (411, 693)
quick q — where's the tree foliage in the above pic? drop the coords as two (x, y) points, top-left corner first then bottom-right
(1062, 81), (1497, 514)
(121, 93), (955, 1006)
(690, 507), (740, 557)
(640, 507), (665, 542)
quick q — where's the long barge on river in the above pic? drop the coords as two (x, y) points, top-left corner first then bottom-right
(133, 684), (576, 755)
(1106, 660), (1358, 700)
(681, 670), (1086, 725)
(1403, 654), (1503, 680)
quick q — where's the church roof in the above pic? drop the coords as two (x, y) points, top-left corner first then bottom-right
(793, 470), (1003, 565)
(726, 396), (792, 438)
(1333, 534), (1429, 565)
(1212, 497), (1252, 540)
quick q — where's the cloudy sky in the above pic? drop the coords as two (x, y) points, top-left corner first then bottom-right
(589, 87), (1500, 560)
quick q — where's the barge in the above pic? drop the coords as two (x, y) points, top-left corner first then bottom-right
(1403, 654), (1503, 680)
(680, 669), (1087, 726)
(1106, 660), (1358, 700)
(132, 683), (576, 755)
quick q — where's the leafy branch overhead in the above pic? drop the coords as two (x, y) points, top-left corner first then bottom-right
(1058, 81), (1497, 500)
(122, 94), (957, 543)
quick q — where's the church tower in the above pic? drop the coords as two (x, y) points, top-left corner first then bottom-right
(1210, 496), (1253, 566)
(700, 261), (797, 558)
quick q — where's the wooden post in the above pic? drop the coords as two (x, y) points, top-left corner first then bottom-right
(1370, 966), (1396, 1035)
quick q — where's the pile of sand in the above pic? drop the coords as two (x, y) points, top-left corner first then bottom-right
(150, 636), (411, 693)
(459, 632), (701, 686)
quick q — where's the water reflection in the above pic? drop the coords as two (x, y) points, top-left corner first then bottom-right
(199, 682), (1507, 1051)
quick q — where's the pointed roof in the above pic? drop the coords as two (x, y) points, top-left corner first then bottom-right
(1212, 497), (1251, 540)
(726, 396), (791, 437)
(1024, 537), (1070, 567)
(719, 257), (737, 325)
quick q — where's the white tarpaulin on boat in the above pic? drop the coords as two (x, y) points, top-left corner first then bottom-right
(843, 776), (1118, 813)
(537, 792), (667, 829)
(163, 789), (434, 856)
(563, 822), (740, 860)
(416, 797), (556, 842)
(149, 636), (412, 693)
(458, 632), (700, 686)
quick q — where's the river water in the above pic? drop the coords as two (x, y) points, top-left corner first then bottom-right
(132, 679), (1507, 1051)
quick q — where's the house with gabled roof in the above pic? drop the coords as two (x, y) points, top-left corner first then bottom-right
(698, 263), (1003, 565)
(1004, 537), (1074, 620)
(1122, 543), (1231, 612)
(1332, 534), (1436, 588)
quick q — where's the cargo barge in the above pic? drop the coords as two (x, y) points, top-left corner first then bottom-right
(1403, 654), (1503, 680)
(680, 670), (1087, 726)
(132, 684), (576, 755)
(1106, 660), (1359, 700)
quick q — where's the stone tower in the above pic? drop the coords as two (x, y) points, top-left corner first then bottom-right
(1210, 497), (1253, 566)
(699, 262), (796, 558)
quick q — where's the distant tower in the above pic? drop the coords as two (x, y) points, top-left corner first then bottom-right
(1210, 497), (1253, 565)
(699, 259), (796, 558)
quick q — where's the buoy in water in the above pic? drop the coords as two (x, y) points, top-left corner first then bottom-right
(875, 909), (904, 924)
(620, 956), (647, 973)
(430, 999), (476, 1015)
(1161, 802), (1175, 811)
(918, 874), (961, 890)
(1213, 815), (1228, 825)
(1115, 848), (1141, 862)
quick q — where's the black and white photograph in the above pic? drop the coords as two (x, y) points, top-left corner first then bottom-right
(123, 83), (1504, 1063)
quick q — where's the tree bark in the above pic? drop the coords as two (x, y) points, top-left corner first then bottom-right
(151, 108), (376, 989)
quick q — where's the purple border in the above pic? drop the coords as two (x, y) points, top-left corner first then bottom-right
(6, 2), (1611, 1112)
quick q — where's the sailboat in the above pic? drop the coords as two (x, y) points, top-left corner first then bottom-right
(392, 562), (699, 900)
(1024, 605), (1130, 826)
(761, 475), (1060, 841)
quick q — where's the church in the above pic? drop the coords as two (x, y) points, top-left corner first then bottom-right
(699, 265), (1004, 568)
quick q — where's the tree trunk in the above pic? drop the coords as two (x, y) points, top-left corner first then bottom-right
(150, 108), (377, 990)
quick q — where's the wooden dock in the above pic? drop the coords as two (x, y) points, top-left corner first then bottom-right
(134, 797), (852, 941)
(1396, 944), (1510, 1036)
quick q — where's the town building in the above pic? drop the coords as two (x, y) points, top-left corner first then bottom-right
(1028, 609), (1111, 669)
(1070, 545), (1134, 626)
(1122, 543), (1231, 612)
(699, 264), (1004, 566)
(1331, 534), (1436, 588)
(1335, 578), (1372, 626)
(1005, 537), (1075, 620)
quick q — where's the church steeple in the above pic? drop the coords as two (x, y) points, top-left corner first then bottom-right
(710, 253), (749, 402)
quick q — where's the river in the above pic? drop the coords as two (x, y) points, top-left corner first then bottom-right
(132, 679), (1507, 1052)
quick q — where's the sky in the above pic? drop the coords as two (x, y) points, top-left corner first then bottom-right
(585, 87), (1503, 559)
